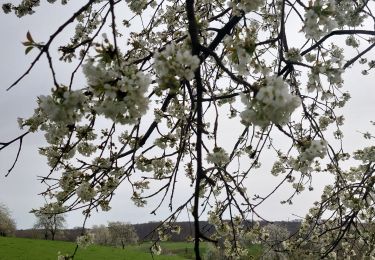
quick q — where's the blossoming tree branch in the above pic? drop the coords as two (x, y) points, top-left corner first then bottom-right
(2, 0), (375, 258)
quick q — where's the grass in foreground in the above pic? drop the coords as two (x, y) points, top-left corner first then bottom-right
(0, 236), (262, 259)
(0, 237), (186, 260)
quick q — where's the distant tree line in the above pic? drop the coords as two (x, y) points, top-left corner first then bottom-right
(15, 220), (300, 244)
(133, 220), (300, 242)
(16, 221), (139, 248)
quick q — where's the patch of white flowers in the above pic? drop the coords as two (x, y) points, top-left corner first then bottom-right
(334, 0), (366, 28)
(353, 146), (375, 163)
(57, 252), (70, 260)
(299, 140), (328, 162)
(82, 59), (118, 87)
(76, 233), (95, 249)
(99, 176), (120, 196)
(151, 243), (162, 255)
(59, 171), (80, 192)
(292, 140), (328, 174)
(223, 28), (257, 75)
(228, 0), (264, 14)
(83, 59), (150, 124)
(76, 181), (96, 202)
(2, 0), (42, 17)
(206, 147), (230, 166)
(286, 48), (302, 62)
(307, 45), (344, 92)
(125, 0), (148, 14)
(345, 35), (360, 48)
(38, 90), (87, 125)
(153, 42), (200, 93)
(240, 75), (301, 128)
(303, 1), (338, 40)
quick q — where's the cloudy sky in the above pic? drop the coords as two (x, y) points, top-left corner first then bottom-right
(0, 1), (374, 230)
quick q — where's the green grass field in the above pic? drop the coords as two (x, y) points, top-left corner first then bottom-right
(0, 236), (216, 259)
(0, 237), (191, 260)
(0, 236), (262, 259)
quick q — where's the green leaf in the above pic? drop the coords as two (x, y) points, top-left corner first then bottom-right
(25, 46), (34, 55)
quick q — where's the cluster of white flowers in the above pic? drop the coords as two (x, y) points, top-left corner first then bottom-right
(306, 68), (322, 92)
(37, 202), (67, 215)
(135, 156), (153, 172)
(76, 233), (95, 249)
(240, 75), (301, 128)
(153, 43), (200, 92)
(82, 59), (117, 87)
(271, 160), (287, 176)
(38, 89), (87, 125)
(59, 171), (80, 192)
(83, 59), (150, 124)
(345, 35), (360, 48)
(307, 46), (344, 92)
(131, 191), (147, 207)
(151, 244), (162, 255)
(40, 124), (68, 145)
(1, 0), (45, 17)
(299, 140), (328, 162)
(303, 1), (338, 40)
(291, 140), (328, 174)
(39, 145), (75, 167)
(125, 0), (148, 14)
(223, 28), (256, 75)
(76, 181), (96, 202)
(77, 142), (96, 157)
(334, 0), (366, 28)
(228, 0), (264, 14)
(353, 146), (375, 163)
(135, 156), (174, 179)
(206, 147), (230, 166)
(152, 158), (174, 179)
(285, 48), (302, 62)
(99, 177), (119, 196)
(208, 210), (257, 258)
(154, 133), (177, 149)
(57, 251), (70, 260)
(326, 46), (344, 86)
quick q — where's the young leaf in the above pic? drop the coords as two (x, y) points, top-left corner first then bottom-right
(26, 31), (34, 43)
(22, 41), (32, 46)
(25, 46), (34, 55)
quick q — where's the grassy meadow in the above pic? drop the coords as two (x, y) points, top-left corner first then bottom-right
(0, 237), (203, 260)
(0, 236), (263, 259)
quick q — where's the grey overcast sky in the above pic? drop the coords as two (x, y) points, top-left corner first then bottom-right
(0, 1), (374, 230)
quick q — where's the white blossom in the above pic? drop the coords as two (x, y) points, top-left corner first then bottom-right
(83, 59), (150, 124)
(38, 89), (87, 125)
(207, 147), (230, 166)
(76, 181), (96, 202)
(303, 1), (338, 40)
(76, 233), (95, 248)
(229, 0), (264, 14)
(153, 42), (200, 92)
(240, 75), (301, 128)
(299, 140), (328, 162)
